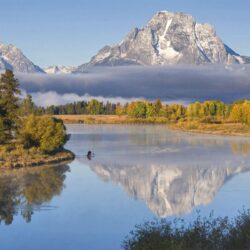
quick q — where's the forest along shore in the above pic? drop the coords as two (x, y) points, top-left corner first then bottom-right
(55, 115), (250, 137)
(0, 70), (75, 169)
(49, 99), (250, 137)
(54, 115), (250, 137)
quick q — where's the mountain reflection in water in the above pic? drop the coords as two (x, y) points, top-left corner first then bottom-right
(88, 162), (249, 217)
(75, 125), (250, 217)
(0, 165), (70, 225)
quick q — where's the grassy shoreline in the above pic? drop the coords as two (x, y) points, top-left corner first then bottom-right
(169, 121), (250, 137)
(55, 115), (250, 137)
(53, 115), (169, 124)
(0, 147), (75, 169)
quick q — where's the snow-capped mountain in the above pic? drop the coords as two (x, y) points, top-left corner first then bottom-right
(0, 42), (44, 73)
(1, 10), (249, 74)
(45, 65), (76, 74)
(76, 11), (249, 72)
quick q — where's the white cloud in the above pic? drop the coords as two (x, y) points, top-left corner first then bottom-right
(30, 91), (144, 107)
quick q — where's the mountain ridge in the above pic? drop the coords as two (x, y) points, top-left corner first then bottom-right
(44, 65), (76, 74)
(75, 11), (249, 72)
(0, 10), (249, 74)
(0, 42), (44, 73)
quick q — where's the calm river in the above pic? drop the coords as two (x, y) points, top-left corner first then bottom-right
(1, 124), (250, 249)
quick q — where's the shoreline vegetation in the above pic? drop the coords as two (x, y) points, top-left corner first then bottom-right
(54, 115), (250, 137)
(123, 210), (250, 250)
(36, 97), (250, 137)
(169, 121), (250, 137)
(53, 115), (169, 124)
(0, 147), (74, 169)
(1, 69), (250, 169)
(0, 70), (74, 169)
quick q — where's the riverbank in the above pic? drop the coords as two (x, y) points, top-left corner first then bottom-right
(169, 121), (250, 137)
(55, 115), (250, 137)
(54, 115), (168, 124)
(0, 145), (75, 169)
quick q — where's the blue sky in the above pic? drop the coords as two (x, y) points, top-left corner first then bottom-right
(0, 0), (249, 67)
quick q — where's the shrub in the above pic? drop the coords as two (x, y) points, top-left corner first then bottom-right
(123, 210), (250, 250)
(127, 102), (147, 118)
(19, 115), (68, 153)
(200, 116), (222, 124)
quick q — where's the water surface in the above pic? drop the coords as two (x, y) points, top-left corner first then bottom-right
(1, 124), (250, 249)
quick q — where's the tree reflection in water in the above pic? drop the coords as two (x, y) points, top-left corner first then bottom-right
(0, 165), (70, 225)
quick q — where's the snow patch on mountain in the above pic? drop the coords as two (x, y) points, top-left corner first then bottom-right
(0, 42), (44, 73)
(45, 65), (76, 74)
(76, 11), (249, 72)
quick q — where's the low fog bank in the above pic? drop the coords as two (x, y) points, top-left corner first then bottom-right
(17, 65), (250, 106)
(28, 92), (144, 107)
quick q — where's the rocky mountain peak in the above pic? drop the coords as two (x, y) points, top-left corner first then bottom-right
(0, 41), (44, 73)
(76, 10), (249, 72)
(44, 65), (76, 74)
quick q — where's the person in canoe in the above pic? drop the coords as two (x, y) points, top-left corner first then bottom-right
(87, 150), (95, 160)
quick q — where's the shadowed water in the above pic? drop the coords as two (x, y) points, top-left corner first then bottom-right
(1, 124), (250, 249)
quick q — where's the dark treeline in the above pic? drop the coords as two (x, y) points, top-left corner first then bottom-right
(21, 98), (117, 115)
(20, 97), (250, 125)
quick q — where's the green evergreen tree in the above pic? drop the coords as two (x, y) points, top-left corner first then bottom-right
(0, 70), (21, 140)
(155, 99), (162, 115)
(0, 117), (6, 143)
(19, 94), (35, 116)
